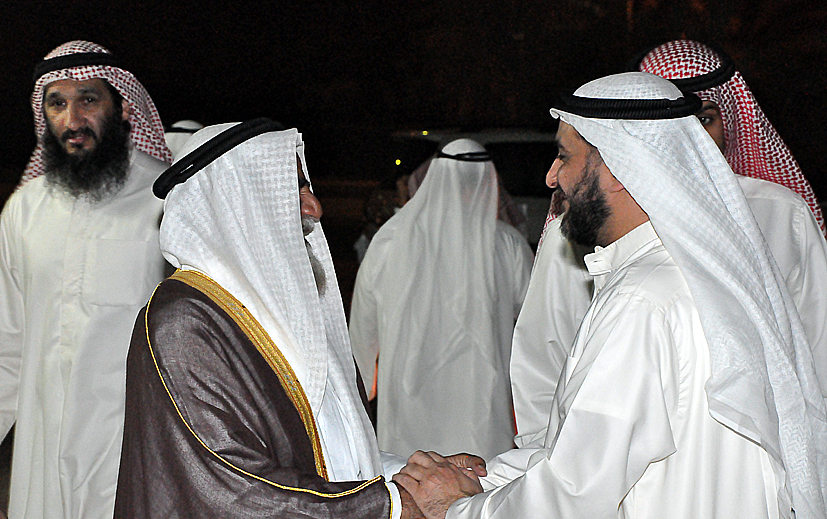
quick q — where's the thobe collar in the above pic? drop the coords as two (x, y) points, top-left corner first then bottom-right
(584, 221), (660, 292)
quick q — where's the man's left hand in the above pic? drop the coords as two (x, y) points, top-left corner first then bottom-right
(393, 451), (484, 519)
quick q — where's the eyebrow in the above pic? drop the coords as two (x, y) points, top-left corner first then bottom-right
(76, 86), (102, 95)
(44, 86), (102, 101)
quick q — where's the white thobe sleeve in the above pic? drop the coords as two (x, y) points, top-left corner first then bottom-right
(380, 450), (408, 478)
(0, 203), (23, 439)
(349, 247), (381, 397)
(510, 219), (593, 447)
(786, 207), (827, 400)
(450, 296), (680, 518)
(508, 228), (534, 321)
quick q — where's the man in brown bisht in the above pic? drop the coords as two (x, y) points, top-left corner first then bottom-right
(115, 120), (422, 518)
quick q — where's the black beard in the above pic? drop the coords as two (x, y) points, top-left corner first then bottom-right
(42, 111), (131, 202)
(560, 161), (611, 249)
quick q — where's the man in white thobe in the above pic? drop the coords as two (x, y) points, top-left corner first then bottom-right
(0, 41), (172, 519)
(394, 72), (827, 519)
(511, 41), (827, 445)
(349, 139), (533, 460)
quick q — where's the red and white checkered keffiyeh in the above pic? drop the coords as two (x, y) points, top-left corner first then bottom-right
(637, 39), (825, 235)
(21, 40), (172, 184)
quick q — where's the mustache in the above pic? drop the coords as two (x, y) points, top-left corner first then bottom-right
(550, 188), (567, 218)
(60, 127), (97, 143)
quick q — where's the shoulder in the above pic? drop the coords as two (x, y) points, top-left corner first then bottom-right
(736, 175), (820, 252)
(1, 177), (58, 230)
(145, 277), (243, 358)
(128, 150), (170, 188)
(357, 223), (398, 277)
(3, 176), (50, 209)
(737, 175), (809, 210)
(606, 246), (691, 314)
(132, 149), (170, 175)
(495, 220), (533, 256)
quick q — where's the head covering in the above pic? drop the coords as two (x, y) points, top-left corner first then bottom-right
(164, 120), (204, 161)
(632, 39), (825, 235)
(551, 72), (827, 518)
(157, 121), (382, 479)
(22, 40), (172, 184)
(408, 153), (529, 236)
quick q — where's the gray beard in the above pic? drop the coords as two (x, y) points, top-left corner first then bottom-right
(305, 240), (327, 297)
(302, 215), (326, 296)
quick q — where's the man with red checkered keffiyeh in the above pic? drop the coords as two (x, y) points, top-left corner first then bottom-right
(632, 39), (825, 234)
(509, 41), (827, 452)
(0, 41), (171, 519)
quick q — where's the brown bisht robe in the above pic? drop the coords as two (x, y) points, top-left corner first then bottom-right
(115, 270), (392, 518)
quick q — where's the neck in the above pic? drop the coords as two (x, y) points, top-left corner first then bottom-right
(598, 189), (650, 246)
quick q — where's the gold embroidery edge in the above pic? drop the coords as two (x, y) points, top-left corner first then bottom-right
(170, 269), (328, 480)
(142, 270), (388, 499)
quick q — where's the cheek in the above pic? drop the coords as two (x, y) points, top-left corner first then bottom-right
(44, 110), (64, 130)
(709, 120), (726, 152)
(557, 167), (579, 191)
(90, 108), (111, 129)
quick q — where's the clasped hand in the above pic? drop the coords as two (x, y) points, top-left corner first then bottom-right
(394, 451), (486, 519)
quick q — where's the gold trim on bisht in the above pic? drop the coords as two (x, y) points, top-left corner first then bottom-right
(145, 269), (341, 484)
(169, 269), (329, 480)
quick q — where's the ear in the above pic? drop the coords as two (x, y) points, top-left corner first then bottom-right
(121, 98), (131, 121)
(602, 165), (627, 194)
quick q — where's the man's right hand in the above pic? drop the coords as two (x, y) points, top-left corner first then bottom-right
(443, 453), (487, 479)
(393, 451), (484, 519)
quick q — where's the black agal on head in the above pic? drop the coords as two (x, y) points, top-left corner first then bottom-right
(435, 150), (492, 162)
(153, 118), (284, 199)
(33, 52), (122, 82)
(554, 92), (702, 120)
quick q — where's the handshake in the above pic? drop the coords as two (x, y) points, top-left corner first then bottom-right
(392, 451), (487, 519)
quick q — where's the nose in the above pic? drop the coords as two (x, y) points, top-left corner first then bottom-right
(66, 101), (85, 131)
(300, 190), (323, 221)
(546, 159), (560, 189)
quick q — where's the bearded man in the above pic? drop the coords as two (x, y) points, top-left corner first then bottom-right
(395, 73), (827, 519)
(115, 120), (423, 518)
(510, 42), (827, 446)
(0, 41), (171, 518)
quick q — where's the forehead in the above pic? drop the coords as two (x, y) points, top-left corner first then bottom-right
(556, 122), (590, 152)
(698, 100), (720, 112)
(44, 78), (112, 98)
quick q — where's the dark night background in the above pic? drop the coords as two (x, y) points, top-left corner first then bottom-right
(1, 0), (825, 199)
(0, 1), (824, 506)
